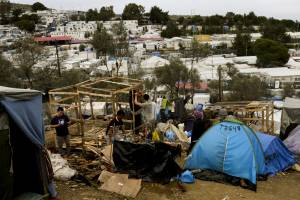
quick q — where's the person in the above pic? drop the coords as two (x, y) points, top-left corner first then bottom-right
(129, 90), (142, 134)
(50, 107), (72, 155)
(160, 96), (168, 122)
(105, 110), (126, 144)
(189, 109), (212, 152)
(135, 93), (156, 137)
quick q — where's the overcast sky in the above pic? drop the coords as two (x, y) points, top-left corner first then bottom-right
(12, 0), (300, 20)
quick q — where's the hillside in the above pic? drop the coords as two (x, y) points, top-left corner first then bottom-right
(11, 3), (32, 11)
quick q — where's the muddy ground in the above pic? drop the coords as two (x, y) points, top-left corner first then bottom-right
(56, 170), (300, 200)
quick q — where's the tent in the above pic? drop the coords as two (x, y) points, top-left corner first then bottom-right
(280, 97), (300, 140)
(256, 132), (296, 175)
(0, 86), (53, 199)
(284, 125), (300, 156)
(184, 121), (266, 186)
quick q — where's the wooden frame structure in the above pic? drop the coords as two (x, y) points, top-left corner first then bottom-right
(207, 101), (275, 134)
(48, 77), (144, 149)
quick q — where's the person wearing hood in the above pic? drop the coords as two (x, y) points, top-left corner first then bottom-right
(189, 108), (212, 152)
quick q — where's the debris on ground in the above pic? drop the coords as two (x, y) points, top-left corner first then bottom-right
(99, 171), (142, 198)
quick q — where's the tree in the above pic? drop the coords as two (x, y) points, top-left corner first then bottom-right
(232, 31), (253, 56)
(111, 22), (129, 77)
(20, 14), (40, 24)
(154, 58), (189, 98)
(79, 44), (86, 52)
(0, 54), (20, 87)
(86, 9), (99, 21)
(189, 68), (201, 98)
(283, 83), (295, 98)
(122, 3), (145, 23)
(208, 64), (238, 102)
(0, 0), (11, 24)
(262, 21), (291, 43)
(32, 2), (48, 12)
(91, 24), (114, 73)
(245, 12), (259, 26)
(11, 8), (24, 23)
(149, 6), (169, 25)
(161, 20), (181, 38)
(177, 16), (185, 25)
(15, 20), (35, 32)
(189, 39), (210, 64)
(227, 73), (269, 101)
(253, 39), (290, 67)
(99, 6), (115, 21)
(70, 14), (79, 21)
(12, 38), (48, 88)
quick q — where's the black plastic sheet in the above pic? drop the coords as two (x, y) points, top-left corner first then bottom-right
(113, 141), (182, 184)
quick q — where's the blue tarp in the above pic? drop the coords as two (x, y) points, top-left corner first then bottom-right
(257, 132), (296, 175)
(0, 90), (44, 148)
(185, 121), (266, 185)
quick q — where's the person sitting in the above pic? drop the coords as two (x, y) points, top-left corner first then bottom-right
(106, 110), (126, 144)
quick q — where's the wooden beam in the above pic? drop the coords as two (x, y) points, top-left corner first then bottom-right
(79, 91), (112, 98)
(48, 91), (78, 95)
(55, 95), (76, 103)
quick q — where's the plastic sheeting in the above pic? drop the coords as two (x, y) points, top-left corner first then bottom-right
(185, 121), (266, 185)
(284, 125), (300, 156)
(49, 153), (76, 181)
(280, 98), (300, 138)
(0, 94), (44, 148)
(113, 141), (182, 184)
(257, 132), (296, 175)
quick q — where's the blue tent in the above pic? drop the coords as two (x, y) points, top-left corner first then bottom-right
(0, 86), (53, 199)
(256, 132), (296, 176)
(185, 121), (266, 185)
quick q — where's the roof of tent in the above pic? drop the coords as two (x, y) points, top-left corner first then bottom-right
(281, 98), (300, 134)
(0, 86), (41, 100)
(283, 97), (300, 109)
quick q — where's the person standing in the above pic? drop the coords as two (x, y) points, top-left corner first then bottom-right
(135, 93), (156, 137)
(50, 107), (72, 155)
(160, 96), (168, 122)
(189, 110), (212, 152)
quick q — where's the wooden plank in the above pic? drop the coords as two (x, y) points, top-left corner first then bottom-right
(48, 91), (78, 95)
(79, 86), (112, 94)
(79, 91), (112, 98)
(101, 80), (132, 87)
(55, 95), (76, 103)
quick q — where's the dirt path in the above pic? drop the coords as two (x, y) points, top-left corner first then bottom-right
(57, 171), (300, 200)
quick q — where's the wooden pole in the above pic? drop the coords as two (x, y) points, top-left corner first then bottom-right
(132, 90), (136, 134)
(89, 95), (95, 120)
(218, 66), (223, 102)
(266, 105), (269, 134)
(262, 108), (265, 132)
(77, 93), (85, 153)
(271, 103), (274, 134)
(55, 41), (61, 77)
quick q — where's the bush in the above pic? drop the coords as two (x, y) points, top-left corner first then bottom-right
(79, 44), (86, 52)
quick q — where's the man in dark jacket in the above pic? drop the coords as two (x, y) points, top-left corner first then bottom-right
(50, 107), (71, 155)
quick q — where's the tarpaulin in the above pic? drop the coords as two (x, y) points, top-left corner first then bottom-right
(113, 141), (182, 184)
